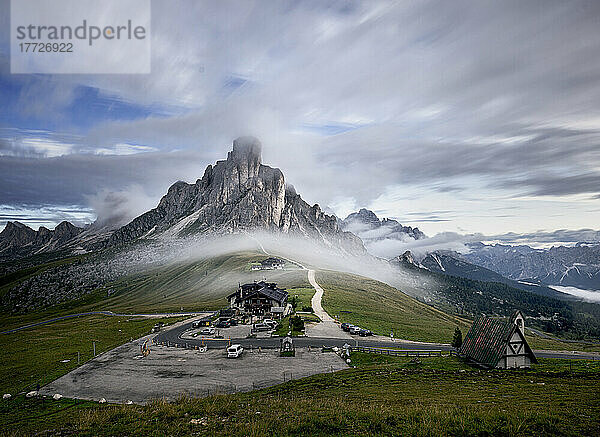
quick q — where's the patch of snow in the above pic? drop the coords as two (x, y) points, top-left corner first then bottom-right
(431, 253), (445, 271)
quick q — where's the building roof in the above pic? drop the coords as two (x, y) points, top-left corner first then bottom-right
(245, 286), (288, 304)
(228, 281), (288, 304)
(262, 257), (284, 265)
(459, 312), (537, 368)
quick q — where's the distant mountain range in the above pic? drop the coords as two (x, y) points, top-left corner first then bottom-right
(463, 242), (600, 291)
(0, 221), (83, 261)
(342, 208), (600, 293)
(395, 249), (572, 301)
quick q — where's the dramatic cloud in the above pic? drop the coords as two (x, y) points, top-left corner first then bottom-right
(1, 0), (600, 235)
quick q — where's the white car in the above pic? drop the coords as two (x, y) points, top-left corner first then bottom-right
(263, 320), (277, 329)
(227, 344), (244, 358)
(350, 326), (362, 335)
(200, 327), (216, 336)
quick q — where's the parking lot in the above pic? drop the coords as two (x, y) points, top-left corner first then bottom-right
(40, 336), (347, 404)
(181, 323), (274, 340)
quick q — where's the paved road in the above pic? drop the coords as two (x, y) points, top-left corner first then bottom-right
(528, 327), (600, 345)
(153, 317), (599, 360)
(1, 311), (202, 335)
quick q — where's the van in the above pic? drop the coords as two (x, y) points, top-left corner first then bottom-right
(227, 344), (244, 358)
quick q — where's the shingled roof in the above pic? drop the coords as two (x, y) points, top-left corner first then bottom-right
(228, 281), (288, 305)
(459, 314), (537, 368)
(245, 286), (288, 305)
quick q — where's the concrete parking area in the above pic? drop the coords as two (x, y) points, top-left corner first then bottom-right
(305, 320), (353, 339)
(40, 336), (347, 404)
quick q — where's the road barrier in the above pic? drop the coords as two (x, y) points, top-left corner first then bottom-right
(349, 346), (457, 357)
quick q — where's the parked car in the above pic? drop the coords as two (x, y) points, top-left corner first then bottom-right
(215, 319), (231, 328)
(227, 344), (244, 358)
(229, 319), (239, 326)
(341, 323), (351, 331)
(349, 326), (362, 335)
(263, 320), (278, 329)
(359, 329), (373, 337)
(253, 323), (271, 332)
(200, 327), (216, 336)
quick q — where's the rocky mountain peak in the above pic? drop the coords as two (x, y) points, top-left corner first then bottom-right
(54, 221), (84, 240)
(341, 209), (426, 253)
(1, 221), (37, 244)
(352, 208), (380, 226)
(0, 220), (83, 260)
(229, 136), (262, 165)
(108, 138), (364, 253)
(391, 250), (421, 269)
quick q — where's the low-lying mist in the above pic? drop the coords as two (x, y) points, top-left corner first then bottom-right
(100, 231), (443, 301)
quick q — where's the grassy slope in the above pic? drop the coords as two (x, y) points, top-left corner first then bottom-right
(0, 252), (310, 396)
(80, 252), (308, 314)
(317, 270), (600, 352)
(526, 335), (600, 353)
(2, 357), (599, 436)
(0, 314), (186, 395)
(0, 252), (308, 331)
(318, 270), (471, 343)
(289, 287), (316, 311)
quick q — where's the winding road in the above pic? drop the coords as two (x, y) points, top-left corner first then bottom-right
(152, 315), (599, 360)
(308, 269), (333, 322)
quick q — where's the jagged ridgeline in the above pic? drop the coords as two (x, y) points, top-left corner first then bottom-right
(108, 137), (363, 251)
(0, 137), (364, 263)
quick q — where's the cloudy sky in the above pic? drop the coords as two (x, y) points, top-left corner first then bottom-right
(1, 0), (599, 244)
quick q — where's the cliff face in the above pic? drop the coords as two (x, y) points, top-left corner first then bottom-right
(109, 137), (364, 252)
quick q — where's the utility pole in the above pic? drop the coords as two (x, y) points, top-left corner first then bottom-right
(93, 341), (96, 357)
(77, 352), (80, 364)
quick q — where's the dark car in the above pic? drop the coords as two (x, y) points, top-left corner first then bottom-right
(215, 319), (231, 328)
(229, 319), (239, 326)
(341, 323), (352, 332)
(359, 329), (373, 337)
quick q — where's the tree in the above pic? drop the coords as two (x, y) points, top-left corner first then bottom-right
(451, 326), (463, 348)
(290, 315), (304, 332)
